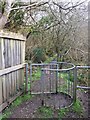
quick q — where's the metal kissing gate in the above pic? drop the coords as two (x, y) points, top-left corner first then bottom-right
(30, 62), (90, 108)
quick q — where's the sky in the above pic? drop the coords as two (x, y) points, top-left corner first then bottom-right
(21, 0), (86, 2)
(21, 0), (89, 4)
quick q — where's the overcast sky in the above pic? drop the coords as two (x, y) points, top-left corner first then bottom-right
(21, 0), (89, 4)
(21, 0), (87, 2)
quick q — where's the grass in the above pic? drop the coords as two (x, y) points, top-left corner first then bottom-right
(37, 106), (53, 118)
(32, 68), (41, 81)
(0, 93), (33, 120)
(60, 72), (74, 82)
(72, 99), (83, 115)
(60, 73), (68, 81)
(58, 99), (83, 119)
(58, 108), (69, 119)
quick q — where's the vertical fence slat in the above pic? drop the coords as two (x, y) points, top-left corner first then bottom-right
(20, 41), (25, 90)
(6, 39), (10, 100)
(18, 40), (20, 91)
(1, 38), (6, 102)
(15, 40), (18, 93)
(8, 39), (11, 97)
(11, 40), (14, 95)
(14, 40), (17, 94)
(0, 40), (2, 105)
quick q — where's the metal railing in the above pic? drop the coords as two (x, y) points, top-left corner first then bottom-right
(30, 62), (90, 108)
(30, 62), (77, 108)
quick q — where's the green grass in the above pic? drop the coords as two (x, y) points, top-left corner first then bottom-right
(72, 99), (83, 115)
(37, 106), (53, 118)
(60, 73), (74, 82)
(58, 108), (69, 119)
(32, 68), (41, 81)
(60, 73), (68, 81)
(44, 55), (57, 63)
(58, 99), (83, 119)
(0, 93), (33, 120)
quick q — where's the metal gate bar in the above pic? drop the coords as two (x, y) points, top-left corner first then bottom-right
(30, 63), (58, 94)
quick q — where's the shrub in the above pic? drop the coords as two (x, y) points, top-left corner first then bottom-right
(32, 47), (46, 63)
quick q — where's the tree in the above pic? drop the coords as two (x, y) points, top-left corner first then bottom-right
(0, 0), (48, 30)
(0, 0), (88, 64)
(0, 0), (15, 29)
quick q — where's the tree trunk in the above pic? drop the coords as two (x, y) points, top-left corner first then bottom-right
(0, 0), (15, 29)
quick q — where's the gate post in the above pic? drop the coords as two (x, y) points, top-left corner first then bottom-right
(41, 69), (44, 106)
(73, 66), (77, 102)
(25, 63), (28, 93)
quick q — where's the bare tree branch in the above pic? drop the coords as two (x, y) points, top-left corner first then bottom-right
(11, 2), (48, 11)
(53, 0), (86, 10)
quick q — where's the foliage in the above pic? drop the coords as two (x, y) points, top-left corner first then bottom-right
(60, 72), (74, 82)
(58, 108), (68, 119)
(77, 69), (88, 86)
(38, 14), (54, 29)
(0, 1), (6, 14)
(32, 67), (41, 80)
(72, 99), (83, 115)
(32, 47), (46, 63)
(37, 106), (53, 118)
(5, 1), (25, 31)
(0, 93), (33, 119)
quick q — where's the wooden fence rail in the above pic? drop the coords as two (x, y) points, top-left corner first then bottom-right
(0, 31), (27, 112)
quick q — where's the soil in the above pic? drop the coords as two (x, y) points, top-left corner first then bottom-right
(8, 86), (89, 119)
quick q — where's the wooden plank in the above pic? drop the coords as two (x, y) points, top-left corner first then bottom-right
(0, 77), (2, 105)
(8, 40), (12, 96)
(21, 41), (25, 90)
(12, 40), (15, 95)
(8, 91), (23, 104)
(18, 41), (21, 90)
(8, 40), (12, 97)
(2, 76), (6, 102)
(0, 91), (23, 113)
(0, 102), (8, 113)
(19, 41), (23, 89)
(6, 39), (9, 100)
(0, 40), (2, 105)
(0, 63), (25, 76)
(10, 40), (14, 95)
(1, 38), (6, 102)
(14, 40), (17, 94)
(16, 40), (19, 91)
(0, 31), (26, 41)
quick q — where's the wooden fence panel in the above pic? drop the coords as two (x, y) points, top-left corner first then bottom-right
(0, 31), (26, 112)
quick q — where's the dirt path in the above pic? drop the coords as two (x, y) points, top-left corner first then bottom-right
(9, 93), (72, 118)
(8, 76), (89, 119)
(9, 90), (89, 118)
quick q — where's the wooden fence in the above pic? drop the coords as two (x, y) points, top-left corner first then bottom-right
(0, 31), (27, 112)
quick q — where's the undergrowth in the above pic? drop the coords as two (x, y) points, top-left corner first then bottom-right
(37, 106), (53, 118)
(72, 99), (83, 115)
(0, 93), (33, 120)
